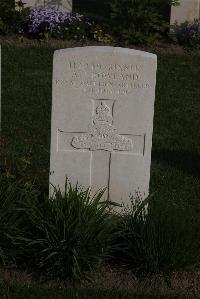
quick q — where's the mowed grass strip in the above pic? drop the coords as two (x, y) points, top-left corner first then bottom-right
(151, 53), (200, 208)
(1, 47), (53, 188)
(1, 47), (200, 204)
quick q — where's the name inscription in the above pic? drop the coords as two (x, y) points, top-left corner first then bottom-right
(55, 60), (152, 96)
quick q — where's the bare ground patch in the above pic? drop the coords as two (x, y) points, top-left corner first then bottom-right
(1, 267), (200, 297)
(1, 35), (200, 56)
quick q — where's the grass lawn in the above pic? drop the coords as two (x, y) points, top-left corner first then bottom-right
(0, 44), (200, 299)
(1, 46), (200, 204)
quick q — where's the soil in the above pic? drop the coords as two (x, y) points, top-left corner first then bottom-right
(1, 267), (200, 297)
(1, 35), (200, 56)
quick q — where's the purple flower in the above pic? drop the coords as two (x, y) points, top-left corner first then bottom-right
(28, 7), (85, 34)
(174, 18), (200, 49)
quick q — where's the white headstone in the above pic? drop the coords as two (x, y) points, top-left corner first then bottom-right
(50, 47), (157, 207)
(171, 0), (200, 25)
(16, 0), (72, 12)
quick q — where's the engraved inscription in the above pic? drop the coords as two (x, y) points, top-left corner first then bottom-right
(72, 101), (133, 152)
(69, 61), (140, 72)
(55, 59), (153, 96)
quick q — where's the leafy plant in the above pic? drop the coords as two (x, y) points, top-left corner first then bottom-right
(74, 0), (111, 26)
(108, 0), (179, 45)
(171, 19), (200, 49)
(113, 193), (200, 277)
(93, 27), (113, 43)
(0, 0), (15, 34)
(0, 178), (37, 267)
(0, 0), (29, 35)
(18, 181), (117, 281)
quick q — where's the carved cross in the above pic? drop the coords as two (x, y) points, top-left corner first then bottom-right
(59, 100), (144, 200)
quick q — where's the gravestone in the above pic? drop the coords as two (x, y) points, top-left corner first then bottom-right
(16, 0), (72, 12)
(50, 47), (157, 207)
(0, 45), (1, 132)
(170, 0), (200, 25)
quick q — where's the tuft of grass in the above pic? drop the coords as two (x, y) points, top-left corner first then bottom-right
(0, 178), (39, 267)
(15, 181), (117, 281)
(112, 193), (200, 278)
(0, 176), (199, 285)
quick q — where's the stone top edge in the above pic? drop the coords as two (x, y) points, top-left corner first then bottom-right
(54, 46), (157, 60)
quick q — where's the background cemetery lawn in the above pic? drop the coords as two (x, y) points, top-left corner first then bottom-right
(1, 46), (200, 205)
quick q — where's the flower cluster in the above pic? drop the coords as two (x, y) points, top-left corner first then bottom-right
(28, 7), (82, 34)
(173, 19), (200, 49)
(28, 7), (93, 40)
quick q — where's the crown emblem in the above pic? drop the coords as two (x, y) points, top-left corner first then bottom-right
(71, 101), (133, 152)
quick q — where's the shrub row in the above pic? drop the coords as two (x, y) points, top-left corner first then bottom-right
(0, 177), (199, 281)
(1, 0), (200, 47)
(0, 1), (112, 43)
(107, 0), (177, 45)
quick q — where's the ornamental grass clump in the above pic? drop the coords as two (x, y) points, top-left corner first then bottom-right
(18, 181), (117, 281)
(112, 193), (200, 277)
(0, 178), (38, 268)
(28, 7), (94, 40)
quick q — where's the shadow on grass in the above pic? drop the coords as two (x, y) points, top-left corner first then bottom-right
(152, 149), (200, 179)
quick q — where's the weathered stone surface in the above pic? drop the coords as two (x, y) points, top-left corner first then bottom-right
(171, 0), (200, 25)
(16, 0), (72, 12)
(50, 46), (157, 207)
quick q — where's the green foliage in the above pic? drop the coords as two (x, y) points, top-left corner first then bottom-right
(108, 0), (178, 45)
(49, 17), (95, 41)
(93, 27), (113, 43)
(114, 194), (200, 276)
(74, 0), (111, 26)
(171, 20), (200, 49)
(0, 0), (15, 34)
(0, 178), (37, 267)
(14, 7), (30, 35)
(0, 175), (199, 281)
(0, 182), (17, 266)
(17, 181), (117, 280)
(0, 0), (29, 35)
